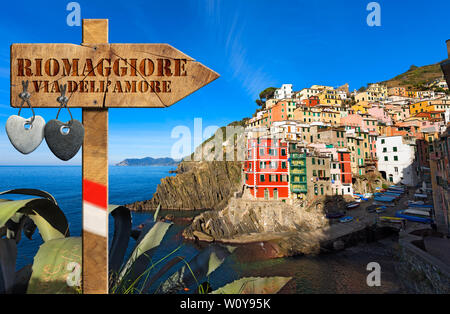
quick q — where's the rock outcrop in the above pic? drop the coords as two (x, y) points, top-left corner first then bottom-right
(127, 160), (243, 211)
(182, 196), (338, 256)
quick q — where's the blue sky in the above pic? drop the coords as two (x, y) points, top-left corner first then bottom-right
(0, 0), (449, 165)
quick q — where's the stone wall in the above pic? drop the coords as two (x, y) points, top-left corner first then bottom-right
(396, 239), (450, 293)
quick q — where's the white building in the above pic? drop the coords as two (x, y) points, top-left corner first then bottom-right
(295, 88), (321, 101)
(270, 120), (302, 142)
(274, 84), (293, 99)
(336, 90), (348, 100)
(376, 136), (418, 186)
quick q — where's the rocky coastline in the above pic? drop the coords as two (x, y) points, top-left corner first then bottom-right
(127, 160), (243, 211)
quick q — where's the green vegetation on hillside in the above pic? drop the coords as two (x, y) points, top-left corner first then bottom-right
(380, 62), (444, 88)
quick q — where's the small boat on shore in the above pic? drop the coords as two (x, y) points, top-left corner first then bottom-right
(408, 203), (433, 209)
(407, 207), (432, 213)
(346, 202), (360, 209)
(395, 209), (433, 224)
(374, 195), (396, 202)
(340, 216), (354, 223)
(380, 216), (405, 222)
(326, 212), (346, 219)
(367, 205), (387, 213)
(376, 207), (387, 214)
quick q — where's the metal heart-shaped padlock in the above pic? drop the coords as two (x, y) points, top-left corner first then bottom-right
(44, 119), (84, 161)
(6, 115), (46, 154)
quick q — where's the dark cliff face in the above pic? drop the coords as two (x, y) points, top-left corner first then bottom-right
(127, 160), (243, 211)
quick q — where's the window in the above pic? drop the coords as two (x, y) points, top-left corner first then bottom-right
(281, 149), (286, 156)
(259, 148), (264, 155)
(312, 158), (315, 165)
(381, 139), (385, 144)
(394, 156), (398, 161)
(384, 156), (388, 161)
(260, 175), (265, 182)
(383, 147), (387, 152)
(393, 147), (397, 152)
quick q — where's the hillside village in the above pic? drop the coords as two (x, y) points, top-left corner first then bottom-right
(242, 78), (450, 233)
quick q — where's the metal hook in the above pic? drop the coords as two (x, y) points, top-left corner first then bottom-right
(18, 80), (35, 123)
(56, 84), (73, 124)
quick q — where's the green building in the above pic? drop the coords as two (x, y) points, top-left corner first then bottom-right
(289, 147), (308, 198)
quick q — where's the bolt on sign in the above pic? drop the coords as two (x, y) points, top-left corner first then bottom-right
(9, 19), (218, 294)
(11, 44), (219, 108)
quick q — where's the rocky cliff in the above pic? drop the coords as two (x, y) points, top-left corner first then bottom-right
(127, 160), (243, 211)
(127, 118), (247, 211)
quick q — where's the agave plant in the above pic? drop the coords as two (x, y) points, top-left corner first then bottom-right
(0, 189), (291, 294)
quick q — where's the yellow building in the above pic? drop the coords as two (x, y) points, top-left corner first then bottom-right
(293, 106), (322, 124)
(293, 106), (341, 126)
(409, 100), (430, 115)
(318, 89), (343, 106)
(320, 109), (341, 126)
(351, 101), (370, 114)
(405, 90), (420, 98)
(410, 100), (450, 115)
(355, 91), (385, 103)
(427, 101), (450, 112)
(367, 83), (388, 95)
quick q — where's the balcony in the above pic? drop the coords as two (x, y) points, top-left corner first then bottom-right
(291, 168), (306, 175)
(291, 185), (307, 194)
(290, 163), (306, 170)
(290, 153), (307, 159)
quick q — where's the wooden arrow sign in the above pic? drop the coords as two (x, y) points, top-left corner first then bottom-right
(11, 43), (219, 108)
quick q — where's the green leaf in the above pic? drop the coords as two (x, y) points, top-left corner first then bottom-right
(0, 239), (17, 294)
(211, 276), (292, 294)
(0, 189), (58, 205)
(159, 245), (235, 294)
(0, 198), (69, 242)
(27, 237), (81, 294)
(0, 199), (34, 227)
(108, 205), (132, 282)
(116, 221), (172, 288)
(153, 203), (161, 222)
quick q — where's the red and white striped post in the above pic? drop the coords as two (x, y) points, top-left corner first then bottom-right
(81, 19), (109, 294)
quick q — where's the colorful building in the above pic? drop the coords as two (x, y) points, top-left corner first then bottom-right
(244, 137), (289, 200)
(288, 146), (308, 199)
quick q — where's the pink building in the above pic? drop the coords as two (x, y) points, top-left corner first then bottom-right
(341, 114), (363, 129)
(367, 106), (392, 125)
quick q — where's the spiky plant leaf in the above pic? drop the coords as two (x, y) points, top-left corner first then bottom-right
(108, 205), (132, 284)
(211, 276), (292, 294)
(0, 239), (17, 294)
(159, 245), (235, 294)
(27, 237), (81, 294)
(0, 198), (69, 242)
(114, 221), (172, 291)
(0, 189), (57, 205)
(153, 203), (161, 222)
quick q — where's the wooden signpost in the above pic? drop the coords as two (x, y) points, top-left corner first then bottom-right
(10, 19), (219, 293)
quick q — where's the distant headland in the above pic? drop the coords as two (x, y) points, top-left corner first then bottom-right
(115, 157), (180, 167)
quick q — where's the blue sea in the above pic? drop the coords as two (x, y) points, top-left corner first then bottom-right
(0, 166), (403, 293)
(0, 166), (176, 267)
